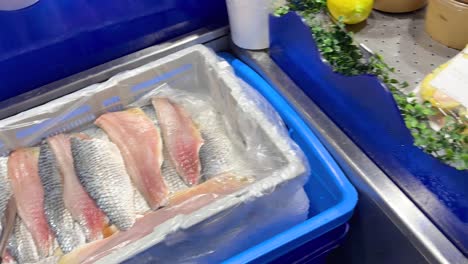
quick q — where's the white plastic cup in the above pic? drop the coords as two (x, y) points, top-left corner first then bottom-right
(0, 0), (39, 11)
(226, 0), (271, 50)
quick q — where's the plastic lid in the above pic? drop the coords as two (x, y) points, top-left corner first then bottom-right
(0, 0), (39, 11)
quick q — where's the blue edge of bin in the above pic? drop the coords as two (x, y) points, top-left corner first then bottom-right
(219, 53), (358, 264)
(267, 12), (468, 256)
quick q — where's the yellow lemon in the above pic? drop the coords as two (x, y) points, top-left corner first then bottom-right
(327, 0), (374, 24)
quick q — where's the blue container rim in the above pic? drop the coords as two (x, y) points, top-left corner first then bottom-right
(219, 53), (358, 264)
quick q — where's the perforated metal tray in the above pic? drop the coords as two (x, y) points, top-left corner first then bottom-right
(351, 9), (459, 90)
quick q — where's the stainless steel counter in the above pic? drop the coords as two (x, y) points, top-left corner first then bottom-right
(0, 26), (465, 264)
(351, 9), (458, 91)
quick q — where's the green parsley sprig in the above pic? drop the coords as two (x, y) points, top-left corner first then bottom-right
(275, 1), (467, 170)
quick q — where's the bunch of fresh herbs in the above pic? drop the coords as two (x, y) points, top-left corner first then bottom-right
(369, 54), (468, 170)
(275, 1), (467, 170)
(274, 0), (326, 16)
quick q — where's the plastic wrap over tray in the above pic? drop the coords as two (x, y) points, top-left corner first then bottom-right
(0, 45), (309, 263)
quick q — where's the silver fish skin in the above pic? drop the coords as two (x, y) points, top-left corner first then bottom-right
(133, 188), (150, 215)
(70, 137), (136, 230)
(199, 121), (237, 178)
(8, 218), (40, 264)
(0, 157), (12, 233)
(77, 127), (150, 215)
(161, 148), (189, 194)
(38, 143), (86, 254)
(192, 106), (242, 179)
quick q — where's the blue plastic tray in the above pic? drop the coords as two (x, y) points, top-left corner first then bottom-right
(269, 12), (468, 255)
(219, 53), (357, 263)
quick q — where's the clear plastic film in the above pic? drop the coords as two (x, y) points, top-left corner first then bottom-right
(408, 46), (468, 170)
(419, 46), (468, 113)
(415, 46), (468, 133)
(0, 45), (309, 263)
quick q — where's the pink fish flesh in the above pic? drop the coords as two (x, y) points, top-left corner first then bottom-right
(8, 148), (54, 257)
(48, 134), (108, 242)
(152, 98), (204, 186)
(95, 108), (168, 210)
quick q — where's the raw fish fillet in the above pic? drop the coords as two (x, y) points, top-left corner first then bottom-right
(95, 108), (168, 210)
(142, 106), (188, 194)
(78, 127), (150, 215)
(38, 142), (86, 253)
(8, 148), (54, 257)
(190, 105), (242, 179)
(152, 98), (204, 186)
(70, 137), (136, 230)
(47, 134), (107, 242)
(8, 218), (40, 264)
(59, 174), (250, 264)
(0, 157), (12, 234)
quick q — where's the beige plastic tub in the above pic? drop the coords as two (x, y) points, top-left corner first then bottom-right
(374, 0), (427, 13)
(426, 0), (468, 50)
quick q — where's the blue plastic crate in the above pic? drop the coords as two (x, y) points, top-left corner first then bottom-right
(270, 224), (349, 264)
(219, 53), (357, 264)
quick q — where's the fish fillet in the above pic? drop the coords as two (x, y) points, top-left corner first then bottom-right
(70, 137), (136, 230)
(38, 142), (86, 253)
(8, 218), (40, 264)
(142, 106), (188, 194)
(0, 157), (12, 234)
(60, 174), (250, 264)
(8, 148), (54, 257)
(152, 98), (204, 186)
(95, 108), (167, 210)
(191, 104), (242, 179)
(47, 134), (107, 242)
(78, 128), (150, 215)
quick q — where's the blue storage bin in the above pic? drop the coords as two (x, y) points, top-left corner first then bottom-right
(219, 53), (357, 263)
(270, 224), (349, 264)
